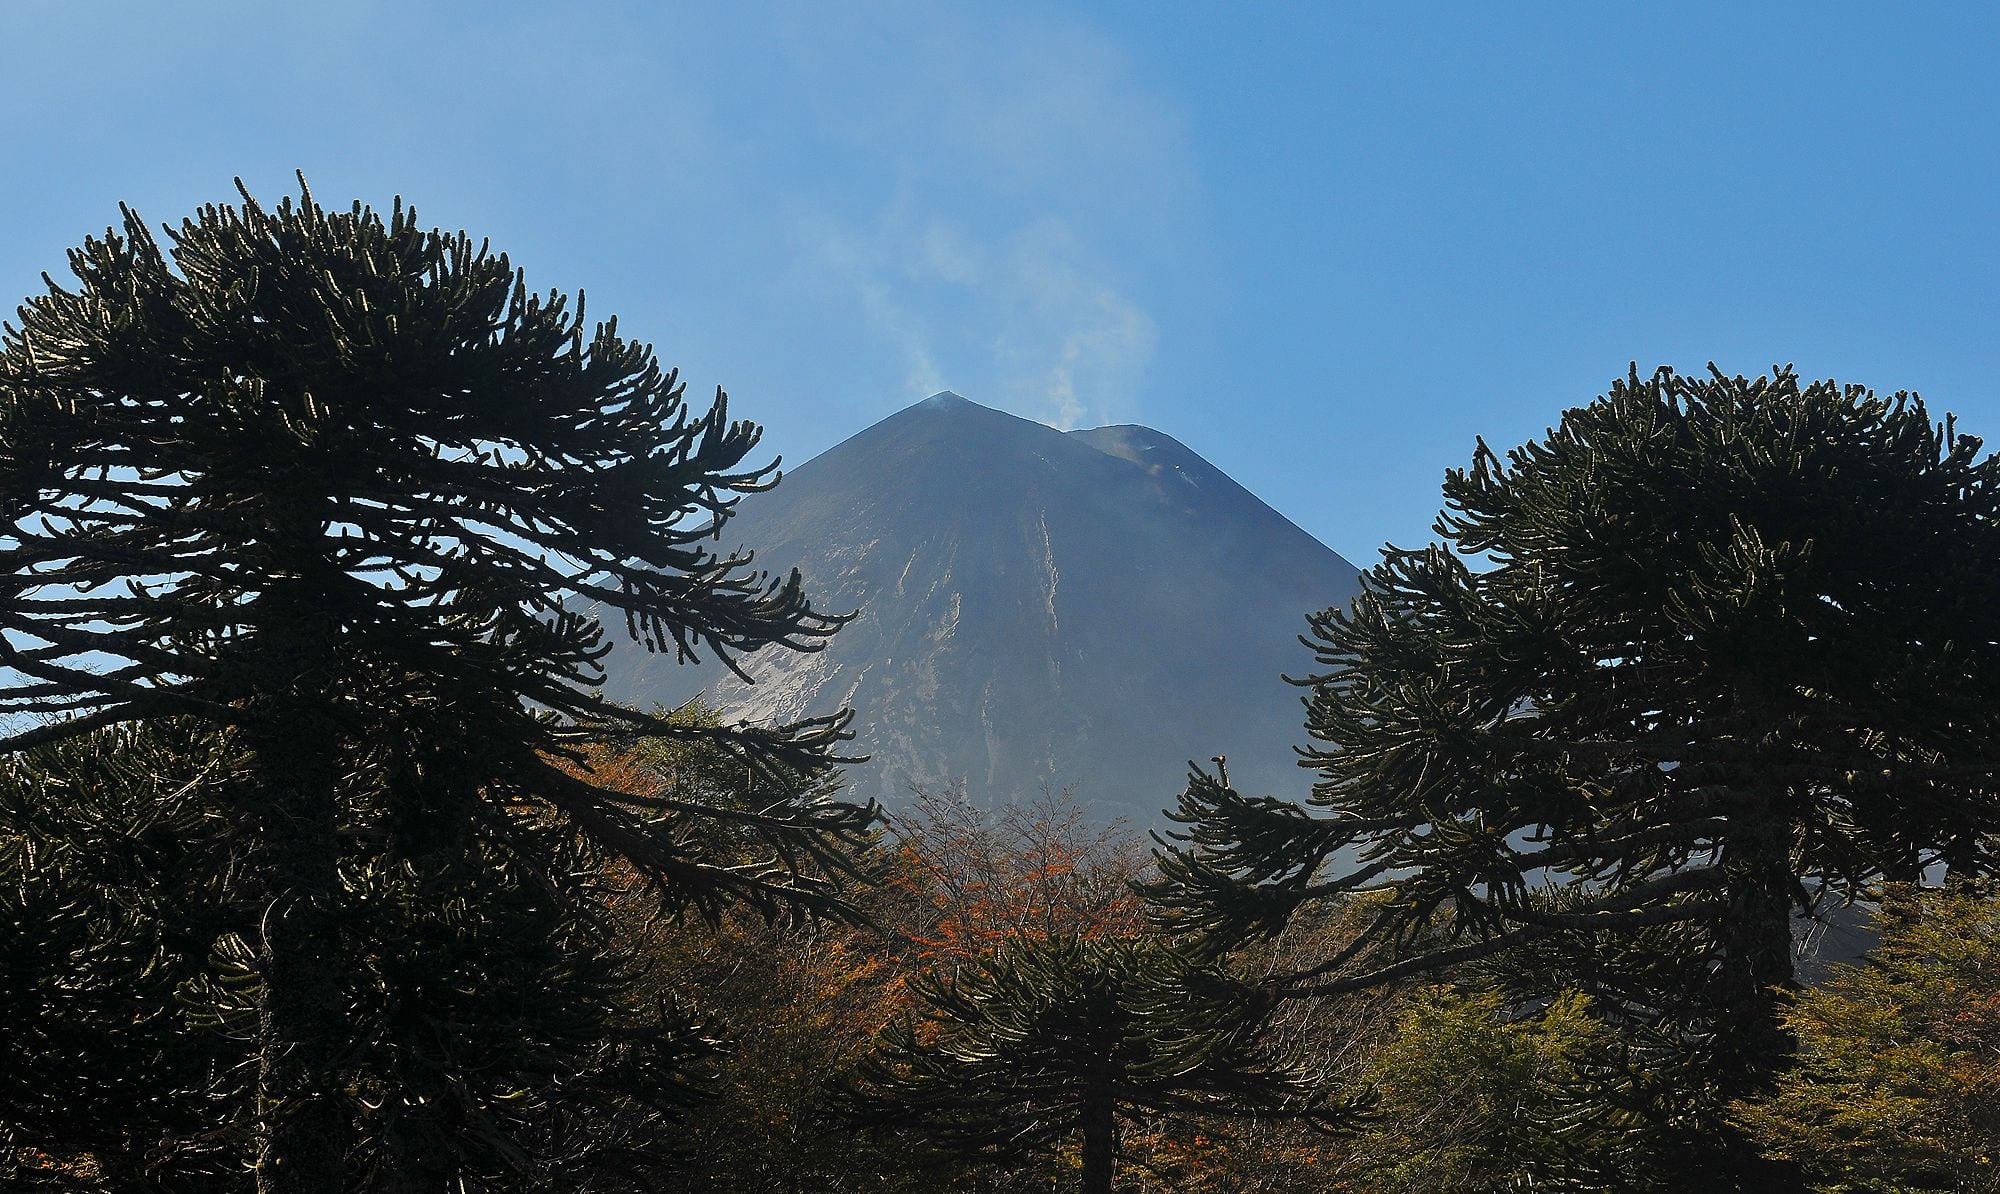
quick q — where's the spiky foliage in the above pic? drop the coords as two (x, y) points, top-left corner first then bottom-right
(842, 933), (1355, 1194)
(1, 718), (726, 1193)
(0, 180), (874, 1192)
(0, 721), (249, 1191)
(558, 701), (882, 928)
(1449, 891), (1774, 1186)
(0, 176), (870, 904)
(1150, 366), (2000, 1099)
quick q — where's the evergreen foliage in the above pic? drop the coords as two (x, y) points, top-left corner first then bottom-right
(1149, 366), (2000, 1101)
(1341, 986), (1618, 1191)
(0, 719), (722, 1191)
(1734, 884), (2000, 1192)
(0, 721), (249, 1190)
(842, 933), (1356, 1194)
(0, 180), (875, 1191)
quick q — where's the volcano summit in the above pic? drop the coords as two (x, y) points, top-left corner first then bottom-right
(595, 393), (1363, 823)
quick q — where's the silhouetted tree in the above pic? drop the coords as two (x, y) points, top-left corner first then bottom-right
(0, 180), (874, 1192)
(0, 716), (727, 1193)
(0, 721), (248, 1191)
(843, 933), (1355, 1194)
(1150, 366), (2000, 1107)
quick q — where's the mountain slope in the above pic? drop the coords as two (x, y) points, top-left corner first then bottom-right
(594, 393), (1363, 823)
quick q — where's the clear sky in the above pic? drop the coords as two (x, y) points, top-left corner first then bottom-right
(4, 2), (1994, 564)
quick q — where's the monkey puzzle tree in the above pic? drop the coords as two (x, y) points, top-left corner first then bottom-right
(1, 718), (722, 1192)
(1149, 366), (2000, 1101)
(0, 721), (249, 1191)
(0, 180), (874, 1193)
(842, 933), (1354, 1194)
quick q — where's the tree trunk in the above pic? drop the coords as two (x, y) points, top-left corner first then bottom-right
(1714, 813), (1808, 1192)
(1716, 814), (1798, 1095)
(1880, 843), (1921, 925)
(249, 567), (350, 1194)
(1080, 1075), (1115, 1194)
(1942, 830), (1979, 884)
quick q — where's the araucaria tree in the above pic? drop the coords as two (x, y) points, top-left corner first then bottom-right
(1, 719), (720, 1191)
(843, 934), (1351, 1194)
(1151, 366), (2000, 1097)
(0, 181), (874, 1192)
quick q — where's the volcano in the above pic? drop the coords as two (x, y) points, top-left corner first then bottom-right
(594, 393), (1364, 824)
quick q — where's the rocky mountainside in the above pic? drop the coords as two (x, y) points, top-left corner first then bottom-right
(594, 393), (1363, 824)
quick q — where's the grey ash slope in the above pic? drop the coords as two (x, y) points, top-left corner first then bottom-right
(595, 392), (1363, 823)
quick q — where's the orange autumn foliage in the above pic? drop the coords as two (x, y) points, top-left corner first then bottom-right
(884, 783), (1146, 966)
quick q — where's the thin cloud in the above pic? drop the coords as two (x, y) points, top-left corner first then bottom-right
(994, 220), (1159, 431)
(774, 6), (1192, 429)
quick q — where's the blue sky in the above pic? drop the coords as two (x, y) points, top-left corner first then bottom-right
(4, 2), (1994, 564)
